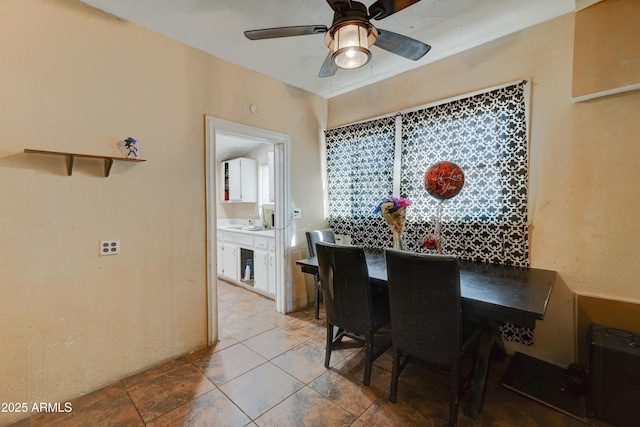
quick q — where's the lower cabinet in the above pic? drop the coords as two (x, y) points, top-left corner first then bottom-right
(268, 250), (276, 295)
(216, 237), (224, 276)
(221, 242), (238, 282)
(218, 230), (275, 298)
(254, 236), (275, 297)
(253, 248), (269, 293)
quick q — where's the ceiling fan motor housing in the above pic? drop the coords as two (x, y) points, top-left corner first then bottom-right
(329, 1), (370, 28)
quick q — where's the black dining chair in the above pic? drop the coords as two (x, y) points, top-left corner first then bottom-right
(315, 242), (391, 386)
(305, 229), (336, 319)
(385, 249), (481, 427)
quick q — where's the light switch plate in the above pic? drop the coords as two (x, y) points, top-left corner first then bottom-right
(292, 208), (301, 219)
(100, 240), (120, 255)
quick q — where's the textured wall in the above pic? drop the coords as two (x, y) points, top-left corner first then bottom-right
(0, 0), (326, 425)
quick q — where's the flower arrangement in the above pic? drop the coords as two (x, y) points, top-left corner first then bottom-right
(375, 197), (412, 250)
(374, 197), (412, 215)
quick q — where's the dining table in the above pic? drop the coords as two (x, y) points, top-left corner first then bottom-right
(296, 248), (557, 420)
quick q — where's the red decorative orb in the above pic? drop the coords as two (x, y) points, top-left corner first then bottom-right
(424, 161), (465, 200)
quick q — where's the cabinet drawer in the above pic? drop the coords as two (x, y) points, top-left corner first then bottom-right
(223, 232), (254, 247)
(255, 238), (269, 250)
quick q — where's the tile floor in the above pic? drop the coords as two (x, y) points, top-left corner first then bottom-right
(10, 280), (612, 427)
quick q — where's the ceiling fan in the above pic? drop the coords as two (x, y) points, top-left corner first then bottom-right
(244, 0), (431, 77)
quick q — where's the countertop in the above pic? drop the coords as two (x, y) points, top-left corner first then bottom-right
(217, 225), (275, 238)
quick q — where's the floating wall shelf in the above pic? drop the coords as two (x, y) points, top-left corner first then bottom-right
(24, 149), (146, 177)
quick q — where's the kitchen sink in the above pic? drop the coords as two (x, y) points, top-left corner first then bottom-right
(227, 225), (263, 231)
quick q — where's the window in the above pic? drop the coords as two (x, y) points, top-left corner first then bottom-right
(325, 81), (533, 345)
(325, 81), (530, 267)
(401, 82), (530, 266)
(325, 117), (396, 248)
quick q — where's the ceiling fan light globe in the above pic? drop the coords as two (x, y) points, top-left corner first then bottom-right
(327, 22), (377, 70)
(333, 46), (371, 69)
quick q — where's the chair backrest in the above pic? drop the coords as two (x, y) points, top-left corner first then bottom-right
(385, 249), (463, 368)
(306, 229), (336, 258)
(315, 242), (373, 335)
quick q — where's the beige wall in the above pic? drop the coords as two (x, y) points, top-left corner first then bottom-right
(329, 13), (640, 366)
(0, 0), (327, 425)
(573, 0), (640, 100)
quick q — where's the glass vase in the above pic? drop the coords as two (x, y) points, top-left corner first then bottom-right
(393, 230), (404, 250)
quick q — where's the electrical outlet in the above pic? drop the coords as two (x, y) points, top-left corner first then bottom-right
(100, 240), (120, 256)
(292, 208), (301, 219)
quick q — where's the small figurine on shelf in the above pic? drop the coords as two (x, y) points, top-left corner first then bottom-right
(124, 137), (138, 159)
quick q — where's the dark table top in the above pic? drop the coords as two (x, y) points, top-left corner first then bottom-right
(296, 250), (557, 329)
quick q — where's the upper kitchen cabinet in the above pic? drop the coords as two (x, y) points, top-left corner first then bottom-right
(221, 157), (257, 203)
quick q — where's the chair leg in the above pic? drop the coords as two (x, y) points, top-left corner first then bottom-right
(314, 284), (321, 319)
(363, 331), (374, 386)
(389, 348), (400, 402)
(324, 323), (333, 369)
(448, 368), (461, 427)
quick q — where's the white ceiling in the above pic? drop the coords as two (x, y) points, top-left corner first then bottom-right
(79, 0), (577, 98)
(215, 133), (269, 161)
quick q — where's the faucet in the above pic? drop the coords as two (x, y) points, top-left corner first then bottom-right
(249, 205), (264, 230)
(257, 205), (264, 226)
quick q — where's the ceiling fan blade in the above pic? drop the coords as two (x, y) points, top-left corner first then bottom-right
(374, 29), (431, 60)
(318, 52), (337, 78)
(369, 0), (421, 20)
(244, 25), (328, 40)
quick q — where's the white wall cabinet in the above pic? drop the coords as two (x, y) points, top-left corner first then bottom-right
(221, 157), (257, 203)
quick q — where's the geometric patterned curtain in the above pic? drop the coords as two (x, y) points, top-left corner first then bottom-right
(399, 82), (532, 344)
(324, 82), (533, 344)
(400, 82), (530, 267)
(325, 116), (396, 248)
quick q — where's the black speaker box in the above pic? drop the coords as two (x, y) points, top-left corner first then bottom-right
(589, 323), (640, 427)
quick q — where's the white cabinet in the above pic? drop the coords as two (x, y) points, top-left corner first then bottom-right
(221, 157), (257, 203)
(218, 229), (274, 298)
(221, 241), (238, 282)
(254, 236), (276, 297)
(268, 250), (276, 295)
(216, 235), (224, 276)
(218, 229), (249, 282)
(253, 248), (269, 293)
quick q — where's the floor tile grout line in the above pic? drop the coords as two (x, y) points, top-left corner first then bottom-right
(123, 383), (149, 426)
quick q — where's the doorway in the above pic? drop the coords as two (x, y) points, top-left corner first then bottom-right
(205, 116), (292, 345)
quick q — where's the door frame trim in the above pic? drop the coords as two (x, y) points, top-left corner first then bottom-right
(205, 116), (292, 345)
